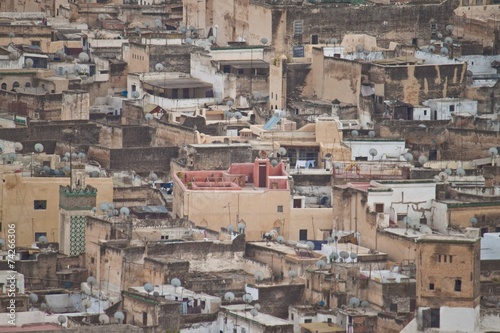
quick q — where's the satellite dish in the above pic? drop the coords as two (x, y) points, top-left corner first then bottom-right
(29, 293), (38, 303)
(9, 32), (15, 38)
(418, 155), (428, 165)
(144, 21), (150, 28)
(99, 314), (110, 324)
(305, 241), (315, 250)
(350, 252), (358, 260)
(26, 58), (34, 68)
(277, 147), (287, 156)
(249, 308), (259, 317)
(238, 222), (246, 232)
(145, 113), (154, 121)
(444, 37), (453, 45)
(135, 27), (141, 35)
(369, 148), (378, 158)
(355, 44), (364, 53)
(114, 311), (125, 324)
(270, 159), (279, 167)
(489, 147), (498, 156)
(120, 207), (130, 216)
(445, 168), (452, 176)
(288, 269), (297, 280)
(227, 225), (235, 233)
(185, 38), (193, 45)
(100, 203), (109, 212)
(208, 36), (216, 44)
(98, 14), (106, 21)
(349, 297), (360, 308)
(242, 293), (253, 304)
(144, 283), (154, 293)
(14, 142), (23, 152)
(428, 45), (436, 53)
(171, 278), (181, 287)
(437, 32), (443, 39)
(87, 276), (96, 287)
(153, 291), (160, 297)
(234, 111), (242, 120)
(155, 63), (164, 71)
(456, 168), (466, 177)
(445, 24), (454, 34)
(254, 303), (261, 310)
(421, 47), (429, 53)
(331, 37), (338, 44)
(38, 236), (48, 244)
(361, 300), (369, 310)
(351, 130), (359, 137)
(226, 100), (234, 107)
(224, 292), (235, 302)
(368, 130), (375, 138)
(254, 271), (264, 282)
(277, 235), (285, 244)
(404, 152), (413, 162)
(74, 65), (81, 73)
(440, 47), (449, 55)
(34, 143), (44, 153)
(82, 299), (91, 311)
(438, 172), (448, 181)
(91, 207), (97, 214)
(466, 70), (473, 78)
(78, 52), (89, 63)
(329, 252), (339, 262)
(316, 259), (326, 269)
(107, 202), (115, 210)
(131, 91), (140, 99)
(339, 251), (349, 260)
(334, 162), (341, 169)
(469, 217), (478, 226)
(57, 315), (66, 324)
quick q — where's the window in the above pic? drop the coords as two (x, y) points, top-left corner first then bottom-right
(1, 83), (6, 90)
(277, 205), (283, 213)
(223, 65), (230, 73)
(311, 34), (319, 45)
(390, 303), (398, 312)
(304, 319), (312, 323)
(424, 110), (427, 116)
(327, 318), (332, 323)
(12, 82), (19, 89)
(0, 222), (2, 232)
(299, 229), (308, 241)
(31, 41), (41, 47)
(429, 283), (435, 290)
(437, 254), (441, 262)
(142, 312), (147, 326)
(291, 313), (294, 320)
(375, 203), (384, 213)
(25, 82), (31, 88)
(35, 232), (46, 241)
(449, 105), (455, 112)
(454, 279), (462, 292)
(34, 200), (47, 210)
(237, 68), (244, 75)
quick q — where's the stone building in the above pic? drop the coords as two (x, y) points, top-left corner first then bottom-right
(412, 231), (481, 332)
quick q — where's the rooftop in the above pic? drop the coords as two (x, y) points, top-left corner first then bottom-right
(222, 304), (292, 326)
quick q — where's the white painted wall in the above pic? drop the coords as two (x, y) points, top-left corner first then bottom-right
(190, 53), (225, 101)
(481, 233), (500, 260)
(0, 271), (24, 294)
(413, 106), (431, 121)
(370, 180), (436, 226)
(348, 140), (406, 161)
(431, 201), (449, 233)
(181, 321), (219, 333)
(422, 99), (478, 119)
(440, 305), (479, 333)
(145, 95), (215, 110)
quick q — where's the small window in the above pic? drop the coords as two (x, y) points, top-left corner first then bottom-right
(449, 255), (453, 263)
(454, 279), (462, 292)
(34, 200), (47, 210)
(375, 203), (384, 213)
(390, 303), (398, 312)
(444, 255), (447, 263)
(223, 65), (231, 73)
(1, 83), (6, 90)
(311, 34), (319, 45)
(429, 283), (435, 290)
(277, 205), (283, 213)
(25, 82), (31, 88)
(91, 257), (95, 264)
(291, 313), (294, 320)
(12, 82), (19, 89)
(31, 41), (41, 47)
(327, 318), (332, 323)
(35, 232), (46, 241)
(437, 254), (441, 262)
(424, 110), (427, 116)
(304, 319), (312, 323)
(449, 105), (455, 112)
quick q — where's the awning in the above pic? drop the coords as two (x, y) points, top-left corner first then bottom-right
(24, 52), (48, 59)
(361, 85), (375, 97)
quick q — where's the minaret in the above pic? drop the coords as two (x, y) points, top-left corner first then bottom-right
(59, 163), (97, 256)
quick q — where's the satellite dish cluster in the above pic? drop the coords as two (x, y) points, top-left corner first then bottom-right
(329, 250), (358, 263)
(98, 202), (130, 218)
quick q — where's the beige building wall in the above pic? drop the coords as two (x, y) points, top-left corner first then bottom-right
(175, 185), (291, 241)
(0, 172), (113, 247)
(269, 55), (287, 110)
(311, 48), (362, 106)
(128, 43), (149, 74)
(416, 235), (481, 309)
(289, 208), (332, 241)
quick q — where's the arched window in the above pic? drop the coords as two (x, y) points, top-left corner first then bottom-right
(12, 81), (20, 89)
(25, 82), (31, 88)
(1, 83), (6, 90)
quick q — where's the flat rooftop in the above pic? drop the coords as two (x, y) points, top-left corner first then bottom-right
(143, 77), (212, 89)
(222, 304), (291, 326)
